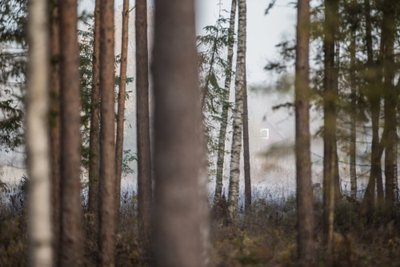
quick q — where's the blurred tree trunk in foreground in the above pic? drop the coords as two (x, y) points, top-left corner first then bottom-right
(152, 0), (209, 265)
(26, 0), (52, 265)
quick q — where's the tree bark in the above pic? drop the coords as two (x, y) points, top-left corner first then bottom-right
(115, 0), (130, 215)
(88, 0), (101, 215)
(323, 0), (339, 259)
(214, 0), (237, 202)
(135, 0), (152, 255)
(295, 0), (316, 265)
(381, 0), (397, 217)
(152, 0), (209, 265)
(228, 0), (246, 220)
(59, 0), (83, 265)
(49, 0), (61, 261)
(349, 1), (357, 198)
(98, 0), (117, 265)
(242, 65), (251, 211)
(27, 0), (53, 265)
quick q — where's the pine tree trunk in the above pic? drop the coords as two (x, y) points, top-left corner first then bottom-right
(135, 0), (152, 255)
(295, 0), (316, 265)
(242, 65), (251, 211)
(323, 0), (339, 259)
(27, 0), (53, 265)
(59, 0), (83, 265)
(88, 0), (101, 215)
(349, 2), (357, 198)
(115, 0), (130, 215)
(98, 0), (117, 265)
(382, 0), (397, 217)
(49, 0), (61, 261)
(152, 0), (209, 265)
(228, 0), (246, 220)
(362, 0), (382, 214)
(214, 0), (237, 202)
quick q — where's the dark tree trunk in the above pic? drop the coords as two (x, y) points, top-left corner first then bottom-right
(152, 0), (209, 265)
(349, 0), (357, 198)
(295, 0), (316, 265)
(88, 0), (101, 215)
(98, 0), (117, 265)
(59, 0), (83, 265)
(115, 0), (130, 215)
(135, 0), (152, 255)
(381, 0), (397, 217)
(242, 65), (251, 211)
(323, 0), (339, 258)
(49, 0), (61, 261)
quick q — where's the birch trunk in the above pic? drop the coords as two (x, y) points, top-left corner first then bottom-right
(242, 65), (251, 211)
(98, 0), (117, 265)
(228, 0), (246, 220)
(27, 0), (52, 265)
(214, 0), (237, 202)
(295, 0), (316, 265)
(115, 0), (130, 215)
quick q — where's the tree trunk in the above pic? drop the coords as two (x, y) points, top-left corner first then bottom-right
(88, 0), (101, 215)
(323, 0), (339, 259)
(152, 0), (209, 265)
(362, 0), (383, 214)
(115, 0), (130, 215)
(295, 0), (316, 265)
(49, 0), (61, 261)
(59, 0), (83, 265)
(26, 0), (52, 265)
(381, 0), (397, 217)
(98, 0), (116, 265)
(135, 0), (152, 255)
(228, 0), (246, 220)
(349, 1), (357, 198)
(214, 0), (237, 202)
(242, 65), (251, 211)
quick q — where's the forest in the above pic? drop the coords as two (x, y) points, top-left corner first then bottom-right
(1, 0), (400, 266)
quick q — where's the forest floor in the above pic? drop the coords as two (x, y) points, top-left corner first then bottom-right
(1, 180), (400, 266)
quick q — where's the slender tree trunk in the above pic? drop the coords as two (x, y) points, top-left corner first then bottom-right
(242, 65), (251, 211)
(49, 0), (61, 261)
(295, 0), (316, 265)
(214, 0), (237, 202)
(152, 0), (209, 265)
(98, 0), (116, 265)
(115, 0), (130, 215)
(382, 0), (397, 217)
(349, 2), (357, 198)
(323, 0), (339, 259)
(27, 0), (52, 265)
(59, 0), (83, 265)
(88, 0), (101, 215)
(135, 0), (152, 255)
(362, 0), (383, 213)
(228, 0), (246, 220)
